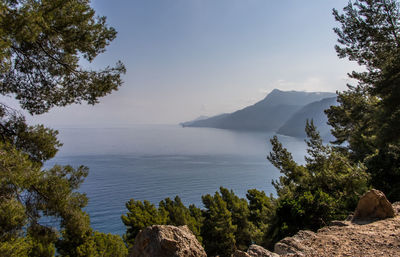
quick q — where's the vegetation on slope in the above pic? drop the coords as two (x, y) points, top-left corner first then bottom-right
(1, 0), (400, 256)
(182, 89), (336, 131)
(0, 0), (127, 256)
(123, 0), (400, 256)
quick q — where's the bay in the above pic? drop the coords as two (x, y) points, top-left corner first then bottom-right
(45, 125), (307, 235)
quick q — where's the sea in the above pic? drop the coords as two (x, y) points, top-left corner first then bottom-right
(45, 125), (308, 235)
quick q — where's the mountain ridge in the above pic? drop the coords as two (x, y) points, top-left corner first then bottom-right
(277, 96), (338, 140)
(182, 89), (336, 133)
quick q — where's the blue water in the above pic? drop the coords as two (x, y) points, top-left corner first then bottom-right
(45, 125), (307, 235)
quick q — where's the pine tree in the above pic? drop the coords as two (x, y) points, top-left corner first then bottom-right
(219, 187), (252, 251)
(265, 121), (368, 245)
(326, 0), (400, 200)
(201, 192), (236, 257)
(0, 0), (126, 255)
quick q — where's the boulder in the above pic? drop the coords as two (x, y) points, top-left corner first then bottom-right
(233, 250), (251, 257)
(129, 225), (206, 257)
(274, 230), (315, 256)
(393, 202), (400, 215)
(328, 220), (349, 227)
(232, 245), (279, 257)
(247, 244), (279, 257)
(353, 189), (395, 220)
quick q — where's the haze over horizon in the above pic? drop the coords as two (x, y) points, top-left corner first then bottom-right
(22, 0), (361, 128)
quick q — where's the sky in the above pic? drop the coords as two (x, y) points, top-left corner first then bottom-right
(25, 0), (360, 127)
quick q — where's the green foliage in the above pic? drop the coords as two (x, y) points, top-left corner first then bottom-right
(75, 232), (128, 257)
(265, 121), (369, 245)
(0, 198), (26, 241)
(121, 199), (167, 246)
(0, 237), (31, 257)
(122, 188), (276, 256)
(0, 105), (62, 163)
(0, 0), (126, 115)
(27, 225), (57, 257)
(247, 189), (274, 226)
(0, 0), (126, 255)
(219, 187), (252, 251)
(0, 139), (128, 256)
(159, 196), (203, 242)
(246, 189), (275, 246)
(189, 204), (205, 236)
(122, 196), (204, 247)
(327, 0), (400, 201)
(332, 0), (400, 85)
(201, 191), (236, 257)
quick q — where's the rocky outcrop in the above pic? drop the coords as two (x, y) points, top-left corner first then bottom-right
(272, 190), (399, 256)
(232, 250), (251, 257)
(233, 245), (279, 257)
(353, 189), (395, 220)
(274, 230), (315, 256)
(247, 244), (280, 257)
(274, 213), (400, 256)
(128, 225), (206, 257)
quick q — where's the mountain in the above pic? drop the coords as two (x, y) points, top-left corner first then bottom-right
(180, 115), (210, 127)
(181, 113), (229, 127)
(182, 89), (336, 131)
(277, 97), (338, 140)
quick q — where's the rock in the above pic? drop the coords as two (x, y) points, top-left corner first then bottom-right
(274, 230), (315, 256)
(392, 202), (400, 215)
(329, 220), (349, 227)
(233, 245), (279, 257)
(233, 250), (251, 257)
(247, 244), (280, 257)
(345, 214), (354, 221)
(129, 225), (206, 257)
(292, 230), (316, 241)
(353, 189), (395, 220)
(271, 205), (400, 256)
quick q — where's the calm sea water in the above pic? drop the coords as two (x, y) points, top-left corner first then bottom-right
(45, 125), (307, 235)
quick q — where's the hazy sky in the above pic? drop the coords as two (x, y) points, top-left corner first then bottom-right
(26, 0), (360, 127)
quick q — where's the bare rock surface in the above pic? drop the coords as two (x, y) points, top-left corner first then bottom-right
(278, 215), (400, 256)
(274, 231), (315, 256)
(129, 225), (206, 257)
(233, 245), (279, 257)
(274, 192), (400, 257)
(353, 189), (394, 220)
(232, 250), (251, 257)
(247, 244), (279, 257)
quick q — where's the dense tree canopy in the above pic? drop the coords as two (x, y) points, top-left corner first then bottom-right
(327, 0), (400, 200)
(0, 0), (125, 114)
(0, 0), (126, 256)
(265, 121), (368, 245)
(122, 188), (274, 257)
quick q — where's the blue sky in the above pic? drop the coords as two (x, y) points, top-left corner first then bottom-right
(28, 0), (359, 127)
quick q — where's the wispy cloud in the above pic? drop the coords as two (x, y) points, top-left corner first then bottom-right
(259, 77), (341, 95)
(275, 77), (325, 92)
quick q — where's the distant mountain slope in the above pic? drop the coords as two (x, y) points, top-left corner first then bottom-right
(181, 114), (229, 127)
(277, 97), (338, 140)
(182, 89), (336, 131)
(180, 115), (210, 127)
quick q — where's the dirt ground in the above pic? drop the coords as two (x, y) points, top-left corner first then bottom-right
(285, 203), (400, 257)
